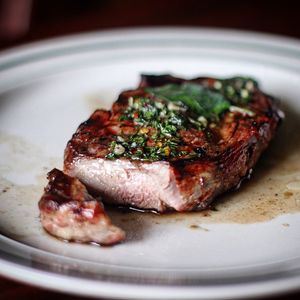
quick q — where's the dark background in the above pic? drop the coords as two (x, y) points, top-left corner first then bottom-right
(1, 0), (300, 299)
(1, 0), (300, 50)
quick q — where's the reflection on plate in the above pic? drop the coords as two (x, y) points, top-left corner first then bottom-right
(0, 28), (300, 299)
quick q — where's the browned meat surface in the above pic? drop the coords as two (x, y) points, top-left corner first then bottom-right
(39, 169), (125, 245)
(64, 74), (282, 212)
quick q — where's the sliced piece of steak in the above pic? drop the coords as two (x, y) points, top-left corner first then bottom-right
(64, 75), (282, 212)
(39, 168), (125, 245)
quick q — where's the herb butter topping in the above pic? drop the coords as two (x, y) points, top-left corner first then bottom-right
(106, 97), (204, 160)
(106, 77), (257, 161)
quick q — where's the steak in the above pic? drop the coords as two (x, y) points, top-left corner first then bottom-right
(39, 169), (125, 245)
(64, 74), (282, 212)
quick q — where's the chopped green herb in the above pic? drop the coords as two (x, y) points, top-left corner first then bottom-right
(213, 77), (258, 105)
(105, 96), (208, 161)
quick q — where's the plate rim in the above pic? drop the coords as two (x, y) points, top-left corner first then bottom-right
(1, 26), (300, 71)
(1, 256), (300, 300)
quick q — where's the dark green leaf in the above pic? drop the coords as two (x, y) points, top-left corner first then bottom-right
(146, 83), (230, 120)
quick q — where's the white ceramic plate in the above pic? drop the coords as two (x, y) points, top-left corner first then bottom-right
(0, 28), (300, 299)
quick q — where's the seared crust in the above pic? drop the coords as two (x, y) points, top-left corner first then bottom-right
(39, 169), (125, 245)
(64, 75), (282, 212)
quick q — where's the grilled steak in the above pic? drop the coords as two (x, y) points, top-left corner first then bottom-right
(64, 74), (282, 212)
(39, 169), (125, 245)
